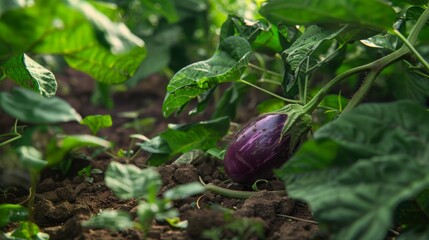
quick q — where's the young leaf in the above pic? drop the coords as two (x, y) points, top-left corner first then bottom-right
(0, 87), (81, 124)
(0, 54), (57, 97)
(45, 134), (112, 166)
(0, 204), (29, 227)
(260, 0), (396, 31)
(10, 221), (48, 240)
(105, 162), (162, 200)
(220, 15), (283, 53)
(80, 114), (113, 135)
(276, 101), (429, 240)
(81, 210), (134, 231)
(162, 36), (251, 117)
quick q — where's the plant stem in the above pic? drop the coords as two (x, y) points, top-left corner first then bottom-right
(204, 183), (286, 199)
(342, 71), (380, 113)
(302, 6), (429, 114)
(248, 63), (283, 77)
(393, 29), (429, 71)
(341, 7), (429, 113)
(238, 79), (301, 104)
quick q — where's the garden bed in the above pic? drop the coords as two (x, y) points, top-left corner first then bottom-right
(1, 69), (318, 240)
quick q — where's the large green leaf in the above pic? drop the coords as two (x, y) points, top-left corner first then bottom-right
(276, 101), (429, 240)
(0, 54), (57, 97)
(139, 117), (230, 165)
(105, 162), (162, 200)
(0, 1), (50, 60)
(65, 0), (144, 54)
(260, 0), (396, 31)
(0, 87), (81, 124)
(30, 1), (146, 84)
(162, 36), (251, 117)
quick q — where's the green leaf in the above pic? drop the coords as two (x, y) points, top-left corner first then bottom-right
(283, 25), (346, 91)
(0, 54), (57, 97)
(0, 204), (29, 227)
(389, 62), (429, 105)
(162, 36), (251, 117)
(45, 134), (112, 166)
(260, 0), (396, 31)
(220, 15), (283, 53)
(140, 117), (230, 165)
(163, 182), (205, 200)
(0, 87), (81, 124)
(0, 2), (50, 60)
(81, 210), (134, 231)
(80, 114), (113, 135)
(276, 101), (429, 240)
(10, 221), (48, 239)
(257, 98), (285, 114)
(105, 162), (162, 200)
(65, 0), (144, 54)
(17, 146), (47, 172)
(31, 2), (146, 84)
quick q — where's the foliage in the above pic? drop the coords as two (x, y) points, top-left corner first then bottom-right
(0, 0), (146, 96)
(150, 0), (429, 239)
(82, 161), (204, 236)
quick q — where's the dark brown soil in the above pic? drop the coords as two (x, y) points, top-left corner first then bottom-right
(0, 69), (319, 239)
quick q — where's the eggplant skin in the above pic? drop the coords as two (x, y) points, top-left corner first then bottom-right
(224, 114), (290, 183)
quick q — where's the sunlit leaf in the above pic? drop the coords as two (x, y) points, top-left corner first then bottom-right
(31, 2), (146, 84)
(0, 54), (57, 97)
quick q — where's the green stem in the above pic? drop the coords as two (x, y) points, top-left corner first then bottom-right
(394, 29), (429, 71)
(204, 183), (286, 199)
(341, 7), (429, 113)
(342, 71), (380, 113)
(248, 63), (283, 77)
(302, 6), (429, 114)
(238, 79), (301, 104)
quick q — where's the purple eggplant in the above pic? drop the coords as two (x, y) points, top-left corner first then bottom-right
(224, 114), (291, 183)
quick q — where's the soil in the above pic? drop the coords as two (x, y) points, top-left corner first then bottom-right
(0, 69), (320, 240)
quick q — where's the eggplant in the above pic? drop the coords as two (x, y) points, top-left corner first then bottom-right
(224, 114), (291, 183)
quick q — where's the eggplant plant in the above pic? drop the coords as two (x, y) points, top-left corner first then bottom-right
(139, 0), (429, 239)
